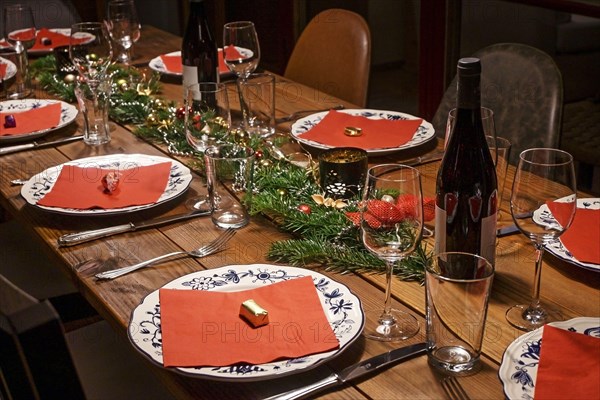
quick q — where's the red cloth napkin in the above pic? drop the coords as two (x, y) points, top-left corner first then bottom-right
(30, 28), (88, 51)
(299, 110), (423, 150)
(36, 162), (172, 209)
(159, 46), (241, 75)
(546, 201), (600, 265)
(0, 63), (7, 79)
(534, 325), (600, 399)
(0, 102), (62, 136)
(159, 276), (340, 367)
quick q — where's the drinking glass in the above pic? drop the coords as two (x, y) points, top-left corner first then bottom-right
(223, 21), (260, 129)
(2, 4), (36, 98)
(360, 164), (423, 341)
(69, 22), (113, 145)
(105, 0), (141, 65)
(184, 82), (231, 210)
(506, 148), (577, 331)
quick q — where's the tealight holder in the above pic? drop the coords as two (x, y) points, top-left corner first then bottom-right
(318, 147), (368, 199)
(53, 45), (77, 78)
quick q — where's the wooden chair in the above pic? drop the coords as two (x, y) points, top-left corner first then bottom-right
(432, 43), (563, 164)
(284, 8), (371, 107)
(0, 272), (177, 399)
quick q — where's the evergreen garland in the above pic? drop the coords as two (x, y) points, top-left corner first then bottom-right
(30, 56), (431, 282)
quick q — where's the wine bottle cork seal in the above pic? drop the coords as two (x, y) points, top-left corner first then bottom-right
(239, 299), (269, 328)
(344, 126), (362, 137)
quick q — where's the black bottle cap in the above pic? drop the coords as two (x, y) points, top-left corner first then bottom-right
(458, 57), (481, 76)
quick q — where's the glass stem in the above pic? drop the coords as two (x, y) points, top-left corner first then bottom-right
(381, 259), (396, 318)
(236, 77), (250, 126)
(528, 243), (544, 311)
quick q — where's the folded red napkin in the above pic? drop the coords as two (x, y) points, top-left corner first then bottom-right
(534, 325), (600, 399)
(299, 110), (423, 150)
(36, 162), (172, 209)
(159, 46), (241, 75)
(30, 28), (88, 51)
(0, 102), (62, 136)
(159, 276), (340, 367)
(0, 63), (6, 79)
(547, 201), (600, 265)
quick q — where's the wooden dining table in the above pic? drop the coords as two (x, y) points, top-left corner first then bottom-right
(1, 25), (598, 399)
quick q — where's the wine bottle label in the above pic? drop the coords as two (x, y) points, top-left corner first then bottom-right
(182, 65), (198, 88)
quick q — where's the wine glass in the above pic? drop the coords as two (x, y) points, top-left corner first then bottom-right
(184, 81), (231, 210)
(360, 164), (423, 341)
(2, 4), (36, 98)
(222, 21), (260, 129)
(105, 0), (141, 65)
(506, 148), (577, 331)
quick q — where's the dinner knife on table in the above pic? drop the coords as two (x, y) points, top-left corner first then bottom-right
(263, 342), (427, 400)
(57, 209), (211, 246)
(0, 135), (84, 155)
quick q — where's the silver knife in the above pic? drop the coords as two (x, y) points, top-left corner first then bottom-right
(403, 152), (444, 167)
(0, 135), (84, 155)
(264, 342), (427, 400)
(497, 224), (520, 237)
(57, 209), (211, 246)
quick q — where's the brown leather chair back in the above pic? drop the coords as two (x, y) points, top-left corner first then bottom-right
(284, 8), (371, 107)
(432, 43), (563, 164)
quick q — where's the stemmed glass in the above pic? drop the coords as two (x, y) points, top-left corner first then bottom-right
(105, 0), (141, 65)
(184, 82), (232, 210)
(2, 4), (36, 98)
(506, 148), (577, 331)
(360, 164), (423, 341)
(69, 22), (113, 144)
(222, 21), (260, 129)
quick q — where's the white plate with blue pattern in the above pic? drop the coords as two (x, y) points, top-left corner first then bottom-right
(20, 153), (192, 215)
(499, 317), (600, 400)
(0, 99), (78, 143)
(290, 109), (435, 156)
(128, 264), (365, 381)
(533, 198), (599, 272)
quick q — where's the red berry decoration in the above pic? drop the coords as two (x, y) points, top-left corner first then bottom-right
(367, 199), (404, 225)
(175, 106), (186, 120)
(255, 150), (264, 160)
(298, 204), (311, 214)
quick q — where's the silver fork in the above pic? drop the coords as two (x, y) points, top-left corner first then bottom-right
(94, 228), (236, 280)
(441, 376), (471, 400)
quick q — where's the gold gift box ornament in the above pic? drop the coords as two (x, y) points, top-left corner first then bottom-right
(239, 299), (269, 328)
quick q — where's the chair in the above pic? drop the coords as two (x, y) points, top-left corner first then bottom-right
(432, 43), (563, 165)
(284, 8), (371, 107)
(0, 272), (177, 400)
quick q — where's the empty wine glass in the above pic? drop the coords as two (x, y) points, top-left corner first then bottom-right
(105, 0), (141, 65)
(2, 4), (35, 98)
(184, 81), (231, 210)
(223, 21), (260, 129)
(506, 148), (577, 331)
(360, 164), (423, 341)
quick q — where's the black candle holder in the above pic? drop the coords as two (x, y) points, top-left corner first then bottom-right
(318, 147), (368, 199)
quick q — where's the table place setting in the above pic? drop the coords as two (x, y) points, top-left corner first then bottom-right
(542, 198), (600, 271)
(0, 99), (77, 143)
(20, 154), (192, 215)
(0, 28), (92, 54)
(291, 109), (435, 156)
(149, 46), (242, 77)
(499, 317), (600, 400)
(128, 264), (364, 381)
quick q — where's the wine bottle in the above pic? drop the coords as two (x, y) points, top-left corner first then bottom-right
(435, 58), (498, 269)
(181, 0), (218, 88)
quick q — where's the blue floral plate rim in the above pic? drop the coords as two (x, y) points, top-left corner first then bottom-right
(498, 316), (600, 400)
(128, 263), (365, 381)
